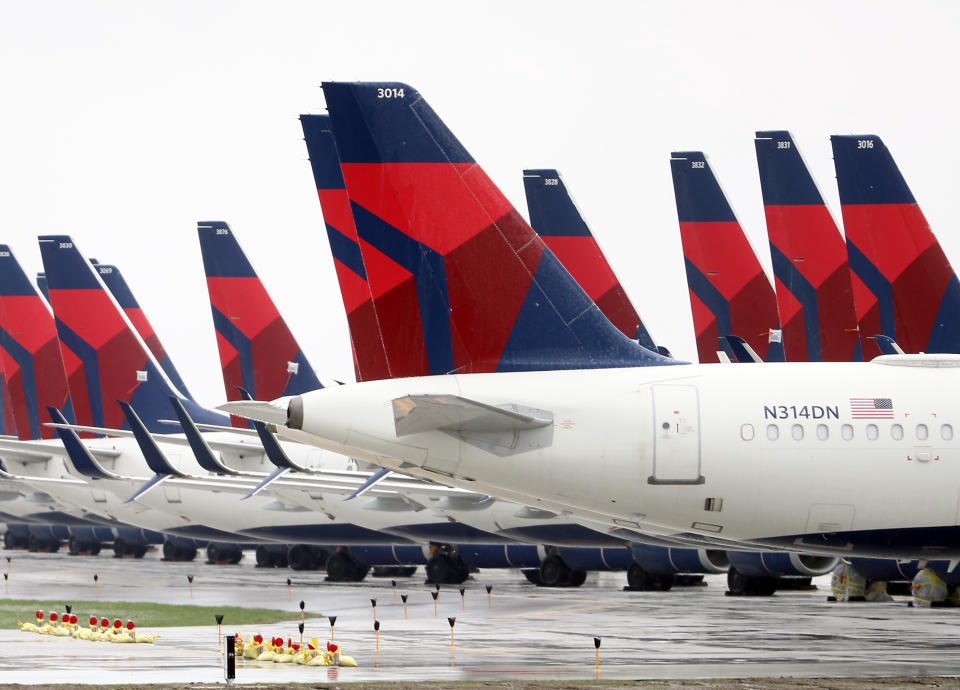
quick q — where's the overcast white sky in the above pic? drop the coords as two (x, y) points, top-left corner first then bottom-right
(1, 1), (957, 405)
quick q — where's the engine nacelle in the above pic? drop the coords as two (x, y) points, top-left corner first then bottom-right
(848, 557), (960, 585)
(350, 545), (431, 566)
(728, 551), (838, 577)
(631, 544), (730, 574)
(458, 544), (544, 569)
(555, 546), (633, 571)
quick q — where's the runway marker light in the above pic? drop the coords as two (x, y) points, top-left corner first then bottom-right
(298, 621), (304, 646)
(299, 600), (306, 626)
(431, 590), (439, 616)
(370, 598), (377, 621)
(3, 572), (7, 593)
(187, 574), (194, 598)
(286, 577), (292, 601)
(435, 583), (441, 592)
(459, 587), (465, 610)
(594, 636), (601, 679)
(486, 584), (493, 608)
(65, 604), (72, 614)
(328, 615), (336, 641)
(373, 619), (380, 654)
(400, 594), (408, 619)
(215, 614), (223, 649)
(391, 579), (397, 600)
(448, 617), (456, 647)
(93, 573), (98, 597)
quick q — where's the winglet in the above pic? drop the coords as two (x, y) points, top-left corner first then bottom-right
(168, 397), (240, 476)
(236, 386), (314, 473)
(117, 400), (188, 477)
(46, 406), (121, 480)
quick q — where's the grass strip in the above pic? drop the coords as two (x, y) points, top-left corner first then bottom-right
(0, 598), (320, 628)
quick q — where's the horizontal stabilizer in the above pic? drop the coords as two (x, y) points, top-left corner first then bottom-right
(217, 400), (288, 426)
(392, 394), (552, 436)
(125, 473), (171, 503)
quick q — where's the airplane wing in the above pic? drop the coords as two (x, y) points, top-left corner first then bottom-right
(392, 394), (552, 436)
(0, 439), (121, 462)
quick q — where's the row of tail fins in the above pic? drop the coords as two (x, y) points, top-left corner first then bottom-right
(0, 84), (955, 446)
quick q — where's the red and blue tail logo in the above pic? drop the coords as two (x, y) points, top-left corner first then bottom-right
(95, 262), (197, 402)
(0, 245), (73, 439)
(755, 131), (862, 362)
(39, 235), (223, 432)
(522, 169), (657, 350)
(0, 372), (14, 437)
(832, 134), (960, 355)
(670, 151), (783, 363)
(198, 221), (323, 422)
(300, 114), (391, 382)
(321, 82), (671, 374)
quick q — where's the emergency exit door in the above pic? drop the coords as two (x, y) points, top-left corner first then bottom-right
(647, 384), (704, 484)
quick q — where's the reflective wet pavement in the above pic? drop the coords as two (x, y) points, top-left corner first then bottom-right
(0, 549), (958, 684)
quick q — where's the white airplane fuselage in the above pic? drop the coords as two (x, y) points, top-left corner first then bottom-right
(276, 355), (960, 560)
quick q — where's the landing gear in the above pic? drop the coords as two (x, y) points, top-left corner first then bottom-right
(162, 539), (197, 562)
(29, 534), (60, 553)
(726, 567), (778, 596)
(425, 552), (469, 584)
(68, 535), (101, 556)
(287, 544), (326, 571)
(626, 562), (674, 591)
(325, 551), (371, 582)
(255, 544), (290, 568)
(206, 542), (242, 564)
(4, 531), (26, 549)
(536, 555), (587, 587)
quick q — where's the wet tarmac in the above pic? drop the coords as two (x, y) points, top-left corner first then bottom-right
(0, 549), (959, 684)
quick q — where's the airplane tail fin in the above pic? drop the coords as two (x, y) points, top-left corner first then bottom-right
(0, 245), (74, 439)
(522, 169), (657, 350)
(670, 151), (782, 363)
(321, 82), (670, 374)
(95, 262), (197, 401)
(299, 113), (391, 382)
(197, 221), (323, 426)
(38, 235), (225, 431)
(755, 131), (863, 362)
(831, 134), (960, 354)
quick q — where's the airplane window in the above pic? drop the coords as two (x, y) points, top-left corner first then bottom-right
(791, 424), (804, 441)
(740, 423), (755, 441)
(891, 424), (904, 441)
(841, 424), (854, 441)
(766, 424), (779, 441)
(942, 424), (954, 441)
(916, 424), (929, 440)
(866, 424), (879, 440)
(816, 424), (829, 441)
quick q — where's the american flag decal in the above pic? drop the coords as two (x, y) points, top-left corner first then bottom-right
(849, 397), (894, 419)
